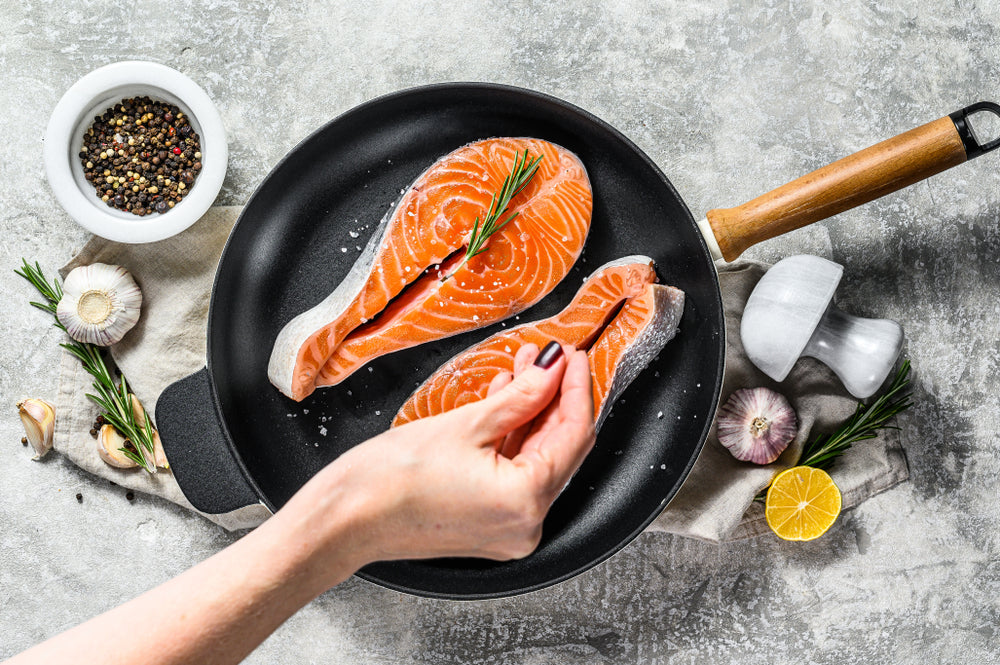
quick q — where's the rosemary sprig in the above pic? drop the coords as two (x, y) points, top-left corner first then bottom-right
(443, 150), (543, 280)
(16, 259), (157, 472)
(755, 360), (912, 501)
(798, 360), (912, 470)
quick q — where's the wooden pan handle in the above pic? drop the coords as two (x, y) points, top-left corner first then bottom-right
(705, 102), (1000, 262)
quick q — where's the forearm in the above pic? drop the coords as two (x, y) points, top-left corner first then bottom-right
(7, 465), (370, 665)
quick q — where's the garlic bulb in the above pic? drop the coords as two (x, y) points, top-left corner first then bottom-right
(56, 263), (142, 346)
(17, 398), (55, 460)
(97, 424), (139, 469)
(717, 387), (798, 464)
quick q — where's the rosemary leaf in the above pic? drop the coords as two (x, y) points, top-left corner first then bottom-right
(17, 259), (158, 473)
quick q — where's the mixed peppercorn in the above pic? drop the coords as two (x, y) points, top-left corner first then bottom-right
(79, 96), (202, 216)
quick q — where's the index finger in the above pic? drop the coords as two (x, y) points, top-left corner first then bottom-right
(515, 348), (596, 490)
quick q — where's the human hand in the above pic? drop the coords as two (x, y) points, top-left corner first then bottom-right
(280, 341), (596, 575)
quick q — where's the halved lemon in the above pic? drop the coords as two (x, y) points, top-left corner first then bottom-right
(765, 466), (842, 541)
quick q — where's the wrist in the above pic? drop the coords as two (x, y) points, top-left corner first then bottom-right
(264, 458), (386, 591)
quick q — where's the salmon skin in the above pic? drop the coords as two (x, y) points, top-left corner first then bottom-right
(268, 138), (593, 401)
(393, 256), (685, 429)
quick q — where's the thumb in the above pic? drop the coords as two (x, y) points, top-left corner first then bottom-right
(462, 341), (566, 444)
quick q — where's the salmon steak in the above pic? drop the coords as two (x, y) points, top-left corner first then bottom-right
(268, 137), (594, 401)
(394, 256), (685, 429)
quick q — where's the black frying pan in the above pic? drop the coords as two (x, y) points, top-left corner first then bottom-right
(157, 84), (999, 599)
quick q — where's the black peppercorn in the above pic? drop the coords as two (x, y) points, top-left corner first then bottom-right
(76, 493), (83, 503)
(126, 491), (135, 502)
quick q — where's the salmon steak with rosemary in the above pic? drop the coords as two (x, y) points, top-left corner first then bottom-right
(268, 137), (594, 401)
(393, 256), (685, 429)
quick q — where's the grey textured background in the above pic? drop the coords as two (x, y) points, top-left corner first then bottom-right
(2, 1), (999, 663)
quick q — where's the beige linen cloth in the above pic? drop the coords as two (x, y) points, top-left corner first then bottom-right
(53, 207), (908, 540)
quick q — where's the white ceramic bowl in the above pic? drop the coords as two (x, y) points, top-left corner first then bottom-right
(44, 61), (227, 243)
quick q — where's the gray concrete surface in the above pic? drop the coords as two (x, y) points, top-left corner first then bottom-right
(2, 0), (999, 662)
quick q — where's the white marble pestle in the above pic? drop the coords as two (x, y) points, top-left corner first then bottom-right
(741, 255), (904, 399)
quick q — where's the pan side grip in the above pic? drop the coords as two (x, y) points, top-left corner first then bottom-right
(704, 102), (999, 262)
(156, 367), (262, 515)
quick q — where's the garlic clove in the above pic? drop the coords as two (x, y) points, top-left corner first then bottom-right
(17, 398), (55, 460)
(152, 430), (169, 469)
(97, 424), (139, 469)
(129, 394), (168, 469)
(130, 393), (148, 428)
(717, 387), (798, 464)
(56, 263), (142, 346)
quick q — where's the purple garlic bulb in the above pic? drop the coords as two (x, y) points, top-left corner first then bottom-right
(717, 387), (798, 464)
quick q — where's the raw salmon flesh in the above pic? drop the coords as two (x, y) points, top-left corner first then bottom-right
(394, 256), (685, 428)
(268, 138), (593, 401)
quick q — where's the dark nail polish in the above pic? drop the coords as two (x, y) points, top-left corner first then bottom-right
(533, 340), (563, 369)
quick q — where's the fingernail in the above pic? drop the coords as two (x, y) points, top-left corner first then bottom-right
(533, 340), (563, 369)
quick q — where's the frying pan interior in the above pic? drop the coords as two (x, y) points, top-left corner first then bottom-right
(209, 84), (725, 598)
